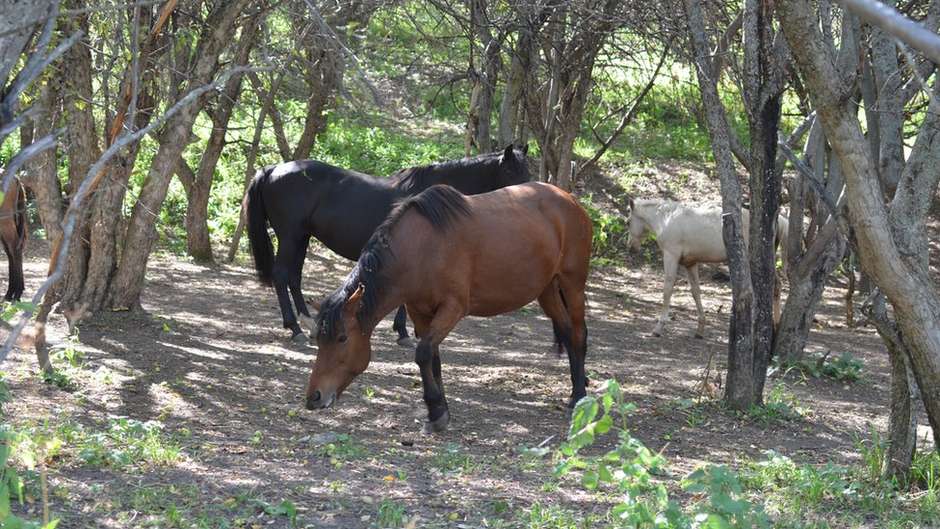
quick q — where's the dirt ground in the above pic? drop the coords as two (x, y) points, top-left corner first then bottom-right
(2, 164), (936, 528)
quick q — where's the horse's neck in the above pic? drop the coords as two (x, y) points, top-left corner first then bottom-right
(637, 203), (670, 237)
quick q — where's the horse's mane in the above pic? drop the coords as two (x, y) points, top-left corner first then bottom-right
(317, 185), (472, 341)
(390, 151), (503, 193)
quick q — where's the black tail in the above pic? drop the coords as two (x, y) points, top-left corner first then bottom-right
(246, 166), (275, 287)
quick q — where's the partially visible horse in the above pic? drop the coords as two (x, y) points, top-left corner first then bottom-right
(306, 182), (593, 433)
(245, 145), (530, 343)
(626, 198), (788, 337)
(0, 178), (27, 301)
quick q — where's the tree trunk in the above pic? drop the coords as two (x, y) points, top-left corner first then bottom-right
(684, 0), (755, 409)
(108, 0), (254, 309)
(497, 29), (530, 147)
(23, 80), (65, 245)
(779, 0), (940, 453)
(184, 19), (260, 262)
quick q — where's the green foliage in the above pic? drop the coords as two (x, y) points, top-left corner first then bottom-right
(684, 466), (770, 528)
(12, 418), (182, 472)
(375, 499), (406, 528)
(430, 443), (477, 475)
(791, 352), (864, 383)
(553, 379), (767, 528)
(738, 438), (940, 527)
(745, 384), (808, 425)
(579, 194), (627, 264)
(313, 433), (367, 466)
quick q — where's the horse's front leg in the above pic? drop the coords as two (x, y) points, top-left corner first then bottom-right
(288, 236), (315, 334)
(653, 252), (679, 337)
(411, 302), (462, 433)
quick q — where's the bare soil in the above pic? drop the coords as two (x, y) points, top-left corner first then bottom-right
(1, 162), (934, 528)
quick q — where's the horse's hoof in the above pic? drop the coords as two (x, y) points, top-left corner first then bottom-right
(290, 331), (308, 344)
(397, 336), (416, 348)
(423, 410), (450, 434)
(694, 332), (704, 339)
(651, 330), (663, 338)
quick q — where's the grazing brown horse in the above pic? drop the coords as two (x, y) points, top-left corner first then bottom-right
(1, 178), (27, 301)
(306, 182), (593, 433)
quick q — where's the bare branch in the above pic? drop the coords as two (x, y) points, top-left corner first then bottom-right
(838, 0), (940, 65)
(0, 64), (271, 364)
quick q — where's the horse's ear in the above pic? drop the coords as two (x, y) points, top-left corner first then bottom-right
(346, 284), (365, 311)
(502, 144), (514, 161)
(521, 144), (528, 156)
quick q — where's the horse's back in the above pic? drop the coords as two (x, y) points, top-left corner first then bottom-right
(657, 204), (728, 264)
(262, 160), (396, 258)
(432, 183), (591, 316)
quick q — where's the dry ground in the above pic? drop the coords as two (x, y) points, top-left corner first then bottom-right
(1, 163), (935, 528)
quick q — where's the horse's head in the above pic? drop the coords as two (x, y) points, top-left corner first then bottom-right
(306, 287), (371, 410)
(626, 198), (646, 251)
(497, 144), (531, 187)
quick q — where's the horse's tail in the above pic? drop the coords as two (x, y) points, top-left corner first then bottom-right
(13, 181), (27, 252)
(246, 166), (275, 287)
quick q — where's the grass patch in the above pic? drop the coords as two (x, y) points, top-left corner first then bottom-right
(738, 445), (940, 528)
(430, 443), (477, 475)
(745, 384), (809, 425)
(11, 417), (183, 472)
(313, 433), (367, 466)
(787, 351), (864, 383)
(375, 499), (407, 528)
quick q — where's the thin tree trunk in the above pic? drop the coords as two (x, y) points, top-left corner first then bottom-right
(184, 19), (261, 262)
(685, 0), (755, 409)
(108, 0), (254, 309)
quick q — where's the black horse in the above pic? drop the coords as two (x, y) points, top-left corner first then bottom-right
(246, 145), (530, 342)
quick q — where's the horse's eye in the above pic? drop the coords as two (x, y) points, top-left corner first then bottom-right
(338, 335), (348, 343)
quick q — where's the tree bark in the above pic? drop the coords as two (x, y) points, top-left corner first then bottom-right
(779, 0), (940, 452)
(183, 18), (261, 262)
(108, 0), (255, 309)
(685, 0), (756, 409)
(23, 79), (65, 245)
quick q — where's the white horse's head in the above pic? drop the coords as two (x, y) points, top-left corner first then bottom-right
(626, 198), (648, 251)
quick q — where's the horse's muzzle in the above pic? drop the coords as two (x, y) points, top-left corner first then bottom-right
(305, 390), (335, 410)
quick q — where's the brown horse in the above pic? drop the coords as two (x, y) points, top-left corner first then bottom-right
(1, 178), (27, 301)
(306, 182), (593, 432)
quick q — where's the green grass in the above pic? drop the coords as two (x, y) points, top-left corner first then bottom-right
(375, 499), (407, 528)
(430, 443), (477, 475)
(11, 417), (183, 472)
(745, 384), (809, 425)
(788, 351), (864, 383)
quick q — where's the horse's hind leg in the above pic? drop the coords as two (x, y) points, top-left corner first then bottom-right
(288, 236), (315, 333)
(555, 276), (588, 409)
(392, 306), (414, 346)
(653, 252), (679, 337)
(537, 282), (571, 357)
(687, 264), (705, 339)
(272, 238), (304, 341)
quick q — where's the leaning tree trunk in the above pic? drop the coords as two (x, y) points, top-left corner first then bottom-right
(108, 0), (254, 309)
(497, 28), (530, 147)
(779, 0), (940, 455)
(183, 18), (261, 262)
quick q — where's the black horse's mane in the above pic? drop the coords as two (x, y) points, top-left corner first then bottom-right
(390, 151), (504, 193)
(317, 185), (473, 341)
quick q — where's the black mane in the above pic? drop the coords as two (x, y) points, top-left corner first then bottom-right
(390, 150), (506, 193)
(316, 185), (473, 341)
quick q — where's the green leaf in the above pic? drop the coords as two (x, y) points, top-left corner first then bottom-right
(595, 414), (613, 435)
(582, 470), (599, 490)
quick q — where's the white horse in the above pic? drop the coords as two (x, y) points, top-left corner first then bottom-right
(626, 198), (788, 338)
